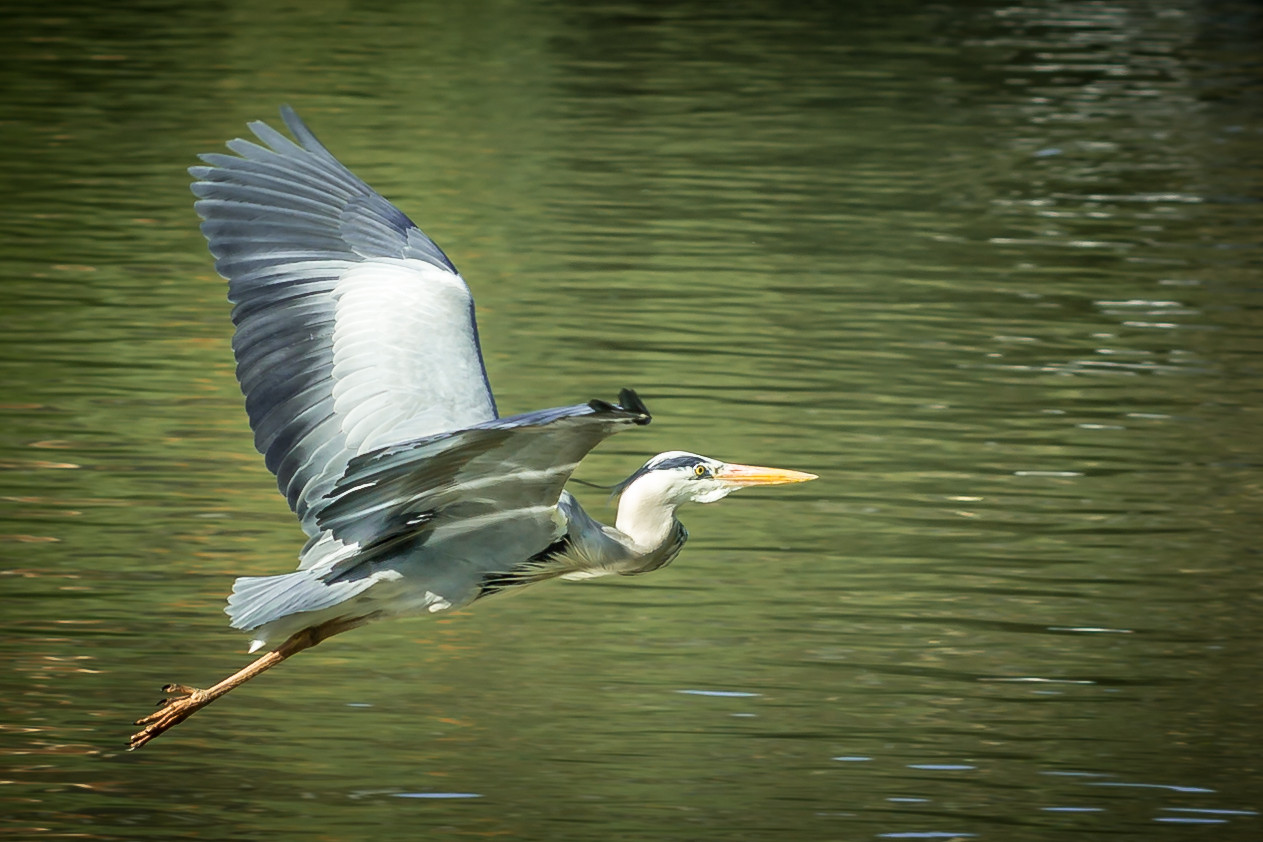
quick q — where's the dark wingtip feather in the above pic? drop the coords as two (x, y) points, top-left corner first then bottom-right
(618, 388), (651, 425)
(586, 389), (650, 426)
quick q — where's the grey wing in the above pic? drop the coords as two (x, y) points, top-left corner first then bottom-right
(312, 390), (652, 581)
(191, 106), (498, 538)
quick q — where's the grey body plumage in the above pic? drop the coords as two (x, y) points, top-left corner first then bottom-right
(224, 391), (659, 649)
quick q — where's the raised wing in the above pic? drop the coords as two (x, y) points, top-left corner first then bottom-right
(190, 106), (497, 536)
(314, 389), (652, 577)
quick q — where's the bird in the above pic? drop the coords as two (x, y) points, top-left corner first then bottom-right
(129, 107), (817, 750)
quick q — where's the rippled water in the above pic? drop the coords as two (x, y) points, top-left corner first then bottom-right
(2, 1), (1261, 839)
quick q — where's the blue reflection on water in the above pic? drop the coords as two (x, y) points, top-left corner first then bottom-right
(1154, 818), (1227, 824)
(1088, 782), (1214, 793)
(1163, 809), (1258, 816)
(393, 793), (483, 799)
(908, 765), (975, 771)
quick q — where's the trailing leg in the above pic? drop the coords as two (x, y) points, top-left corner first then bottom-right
(128, 615), (370, 750)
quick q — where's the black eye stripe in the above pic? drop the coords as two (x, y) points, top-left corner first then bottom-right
(652, 455), (705, 472)
(612, 454), (711, 496)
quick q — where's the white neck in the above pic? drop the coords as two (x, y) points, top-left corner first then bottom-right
(615, 473), (681, 552)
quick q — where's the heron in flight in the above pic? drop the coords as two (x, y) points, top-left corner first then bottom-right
(130, 107), (816, 750)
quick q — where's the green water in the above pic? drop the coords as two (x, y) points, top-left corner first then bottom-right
(2, 1), (1261, 839)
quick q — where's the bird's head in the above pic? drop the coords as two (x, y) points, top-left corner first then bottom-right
(615, 450), (817, 507)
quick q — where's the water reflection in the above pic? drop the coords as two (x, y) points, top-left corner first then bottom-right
(1, 0), (1261, 839)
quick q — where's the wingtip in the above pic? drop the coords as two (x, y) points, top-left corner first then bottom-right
(277, 104), (327, 154)
(587, 389), (651, 425)
(277, 104), (302, 137)
(618, 388), (652, 425)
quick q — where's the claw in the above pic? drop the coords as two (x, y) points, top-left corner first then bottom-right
(131, 692), (204, 747)
(163, 683), (198, 696)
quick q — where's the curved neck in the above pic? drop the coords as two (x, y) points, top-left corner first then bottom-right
(615, 476), (681, 552)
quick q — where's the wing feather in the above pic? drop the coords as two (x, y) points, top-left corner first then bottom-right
(192, 107), (498, 536)
(315, 391), (651, 560)
(192, 157), (355, 206)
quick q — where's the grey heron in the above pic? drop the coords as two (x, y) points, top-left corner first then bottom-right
(129, 107), (816, 750)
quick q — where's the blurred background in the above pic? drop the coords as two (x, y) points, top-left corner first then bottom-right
(0, 0), (1260, 839)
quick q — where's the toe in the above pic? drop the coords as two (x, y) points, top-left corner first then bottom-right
(135, 708), (169, 726)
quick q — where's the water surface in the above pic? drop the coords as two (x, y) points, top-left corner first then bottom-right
(1, 1), (1261, 839)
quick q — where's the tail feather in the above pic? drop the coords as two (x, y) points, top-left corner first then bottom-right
(225, 568), (382, 633)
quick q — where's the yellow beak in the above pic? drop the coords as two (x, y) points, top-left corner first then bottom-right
(716, 463), (819, 487)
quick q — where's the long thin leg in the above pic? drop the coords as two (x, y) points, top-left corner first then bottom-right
(128, 615), (371, 751)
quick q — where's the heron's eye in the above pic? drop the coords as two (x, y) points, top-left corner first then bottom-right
(693, 464), (708, 478)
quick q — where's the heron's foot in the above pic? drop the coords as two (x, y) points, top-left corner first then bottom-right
(129, 683), (210, 750)
(125, 621), (369, 750)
